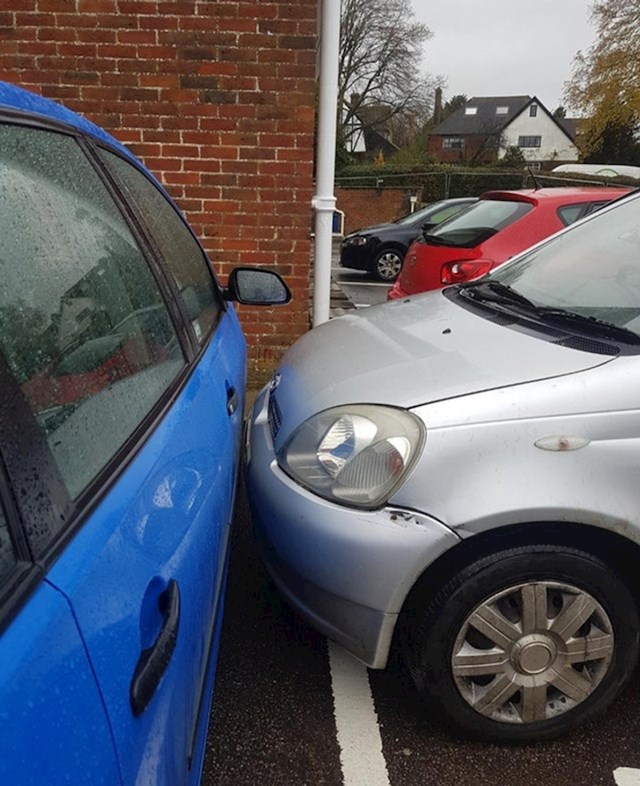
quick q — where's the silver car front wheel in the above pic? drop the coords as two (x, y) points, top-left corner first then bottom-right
(452, 581), (614, 725)
(402, 545), (639, 742)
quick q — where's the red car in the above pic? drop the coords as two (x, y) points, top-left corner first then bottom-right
(388, 187), (630, 299)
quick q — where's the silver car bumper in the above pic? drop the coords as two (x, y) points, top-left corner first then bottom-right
(245, 387), (460, 669)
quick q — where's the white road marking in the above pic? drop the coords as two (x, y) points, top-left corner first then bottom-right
(614, 768), (640, 786)
(328, 642), (391, 786)
(337, 280), (392, 288)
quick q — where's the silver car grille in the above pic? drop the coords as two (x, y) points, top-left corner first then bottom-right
(268, 393), (282, 440)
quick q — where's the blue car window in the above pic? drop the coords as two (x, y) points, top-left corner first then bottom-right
(0, 125), (185, 501)
(0, 506), (16, 584)
(101, 150), (222, 344)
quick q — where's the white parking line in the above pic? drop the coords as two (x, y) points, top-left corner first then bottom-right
(335, 280), (392, 288)
(614, 768), (640, 785)
(328, 642), (391, 786)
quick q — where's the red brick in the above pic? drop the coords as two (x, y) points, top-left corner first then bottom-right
(117, 30), (157, 44)
(139, 14), (179, 30)
(5, 0), (35, 9)
(78, 0), (116, 11)
(157, 1), (196, 13)
(76, 27), (116, 42)
(117, 1), (157, 13)
(142, 74), (180, 88)
(135, 45), (177, 59)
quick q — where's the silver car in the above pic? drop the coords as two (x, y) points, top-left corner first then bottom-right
(246, 190), (640, 742)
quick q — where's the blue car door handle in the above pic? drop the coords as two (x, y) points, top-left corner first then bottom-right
(130, 580), (181, 716)
(226, 385), (238, 416)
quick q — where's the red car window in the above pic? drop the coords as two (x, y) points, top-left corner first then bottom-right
(423, 200), (532, 249)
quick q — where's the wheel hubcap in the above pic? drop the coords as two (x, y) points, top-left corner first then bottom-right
(376, 252), (402, 279)
(511, 634), (557, 674)
(451, 581), (614, 724)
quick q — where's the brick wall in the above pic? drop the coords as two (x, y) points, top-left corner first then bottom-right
(0, 0), (317, 385)
(336, 187), (414, 234)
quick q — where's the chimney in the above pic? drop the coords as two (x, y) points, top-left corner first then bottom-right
(350, 92), (361, 109)
(434, 87), (442, 125)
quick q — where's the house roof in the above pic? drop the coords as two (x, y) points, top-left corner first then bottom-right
(431, 95), (532, 136)
(558, 117), (582, 141)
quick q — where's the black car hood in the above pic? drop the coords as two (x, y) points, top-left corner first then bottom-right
(346, 222), (402, 237)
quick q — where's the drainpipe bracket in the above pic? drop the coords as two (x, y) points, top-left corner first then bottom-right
(312, 195), (337, 213)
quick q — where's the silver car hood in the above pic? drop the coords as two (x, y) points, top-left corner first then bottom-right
(271, 290), (613, 441)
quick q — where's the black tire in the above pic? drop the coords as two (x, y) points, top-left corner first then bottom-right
(372, 247), (403, 281)
(401, 545), (639, 742)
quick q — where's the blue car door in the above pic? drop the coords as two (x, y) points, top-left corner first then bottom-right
(0, 512), (120, 785)
(0, 122), (245, 785)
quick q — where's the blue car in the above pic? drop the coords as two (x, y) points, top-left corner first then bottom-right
(0, 82), (289, 785)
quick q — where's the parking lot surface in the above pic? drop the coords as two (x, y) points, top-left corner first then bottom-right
(203, 484), (640, 786)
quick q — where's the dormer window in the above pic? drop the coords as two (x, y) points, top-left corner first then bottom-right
(496, 106), (509, 115)
(530, 104), (538, 117)
(464, 107), (477, 115)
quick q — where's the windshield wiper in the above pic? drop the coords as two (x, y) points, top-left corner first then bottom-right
(459, 281), (640, 345)
(458, 280), (538, 308)
(533, 307), (640, 345)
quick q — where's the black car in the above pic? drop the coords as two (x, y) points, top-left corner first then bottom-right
(340, 197), (477, 281)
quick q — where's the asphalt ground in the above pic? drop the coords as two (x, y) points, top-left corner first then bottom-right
(330, 265), (392, 309)
(203, 481), (640, 786)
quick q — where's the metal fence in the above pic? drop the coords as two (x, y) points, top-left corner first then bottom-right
(334, 169), (632, 202)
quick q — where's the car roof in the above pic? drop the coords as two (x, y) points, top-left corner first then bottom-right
(480, 186), (631, 205)
(0, 81), (138, 166)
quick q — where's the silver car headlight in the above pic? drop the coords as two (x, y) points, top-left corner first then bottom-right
(277, 405), (425, 509)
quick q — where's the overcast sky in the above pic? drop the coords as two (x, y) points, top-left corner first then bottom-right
(414, 0), (596, 115)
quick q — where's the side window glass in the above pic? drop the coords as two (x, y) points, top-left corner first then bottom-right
(0, 506), (17, 585)
(557, 203), (586, 226)
(585, 201), (609, 217)
(0, 125), (185, 500)
(101, 151), (222, 344)
(430, 205), (467, 225)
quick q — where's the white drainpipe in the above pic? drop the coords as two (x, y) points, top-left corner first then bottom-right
(312, 0), (340, 327)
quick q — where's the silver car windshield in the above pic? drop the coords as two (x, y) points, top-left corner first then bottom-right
(490, 193), (640, 338)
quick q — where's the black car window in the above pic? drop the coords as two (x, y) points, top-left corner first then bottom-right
(101, 151), (222, 345)
(428, 203), (471, 225)
(0, 125), (185, 501)
(557, 203), (587, 226)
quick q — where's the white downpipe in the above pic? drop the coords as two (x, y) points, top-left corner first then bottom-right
(312, 0), (340, 327)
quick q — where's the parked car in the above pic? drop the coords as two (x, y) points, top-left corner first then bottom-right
(340, 198), (477, 281)
(388, 187), (630, 299)
(0, 82), (290, 785)
(246, 188), (640, 743)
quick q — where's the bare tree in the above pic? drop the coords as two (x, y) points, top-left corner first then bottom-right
(339, 0), (437, 151)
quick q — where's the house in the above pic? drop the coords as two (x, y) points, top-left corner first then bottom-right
(343, 93), (405, 161)
(428, 95), (580, 166)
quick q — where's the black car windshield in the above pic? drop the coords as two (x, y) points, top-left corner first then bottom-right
(423, 198), (532, 248)
(395, 200), (471, 227)
(487, 193), (640, 338)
